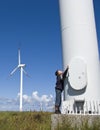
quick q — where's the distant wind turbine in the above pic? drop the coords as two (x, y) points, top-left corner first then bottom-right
(10, 49), (29, 112)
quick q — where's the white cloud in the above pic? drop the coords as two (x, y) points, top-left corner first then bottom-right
(32, 91), (41, 102)
(0, 91), (55, 111)
(23, 94), (31, 103)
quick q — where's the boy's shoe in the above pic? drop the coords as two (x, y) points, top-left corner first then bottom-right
(55, 110), (61, 114)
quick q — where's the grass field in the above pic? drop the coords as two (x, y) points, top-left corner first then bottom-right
(0, 111), (52, 130)
(0, 111), (100, 130)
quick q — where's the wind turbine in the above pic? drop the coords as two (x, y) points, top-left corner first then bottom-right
(10, 49), (28, 112)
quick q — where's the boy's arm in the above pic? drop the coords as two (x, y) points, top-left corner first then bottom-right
(63, 66), (69, 79)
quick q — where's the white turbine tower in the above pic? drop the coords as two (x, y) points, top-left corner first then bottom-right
(10, 49), (28, 112)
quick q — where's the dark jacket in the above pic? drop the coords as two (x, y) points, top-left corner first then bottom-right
(55, 68), (68, 91)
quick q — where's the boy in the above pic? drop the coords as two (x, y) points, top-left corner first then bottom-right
(55, 66), (69, 114)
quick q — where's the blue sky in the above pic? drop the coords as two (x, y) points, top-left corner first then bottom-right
(0, 0), (100, 111)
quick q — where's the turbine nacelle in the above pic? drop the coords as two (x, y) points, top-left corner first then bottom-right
(18, 64), (26, 68)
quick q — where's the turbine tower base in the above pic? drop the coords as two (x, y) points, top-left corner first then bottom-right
(61, 100), (100, 115)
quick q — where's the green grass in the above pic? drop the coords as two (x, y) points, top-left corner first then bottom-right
(0, 111), (52, 130)
(0, 112), (100, 130)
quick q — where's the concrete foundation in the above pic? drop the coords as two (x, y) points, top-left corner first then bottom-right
(51, 114), (100, 130)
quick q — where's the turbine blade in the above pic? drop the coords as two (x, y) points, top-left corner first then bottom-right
(10, 66), (19, 76)
(23, 69), (30, 78)
(18, 49), (21, 65)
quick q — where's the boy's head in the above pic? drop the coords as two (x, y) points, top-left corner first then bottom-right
(55, 70), (63, 76)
